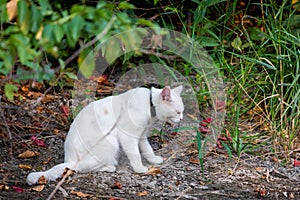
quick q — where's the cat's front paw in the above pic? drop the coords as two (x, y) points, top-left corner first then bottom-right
(148, 155), (164, 164)
(133, 165), (148, 173)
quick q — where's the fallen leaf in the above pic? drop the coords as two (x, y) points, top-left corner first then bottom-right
(112, 181), (122, 189)
(42, 157), (52, 165)
(41, 95), (55, 103)
(38, 176), (47, 184)
(12, 186), (24, 193)
(62, 168), (75, 177)
(217, 140), (223, 149)
(146, 167), (162, 175)
(198, 127), (211, 134)
(0, 184), (9, 191)
(189, 158), (200, 164)
(294, 159), (300, 167)
(137, 191), (148, 196)
(18, 150), (40, 159)
(18, 164), (32, 170)
(53, 129), (59, 135)
(31, 185), (45, 192)
(36, 106), (43, 113)
(31, 136), (47, 148)
(271, 156), (278, 162)
(97, 75), (110, 85)
(255, 167), (265, 171)
(202, 117), (213, 124)
(21, 85), (29, 92)
(171, 131), (178, 136)
(258, 189), (268, 197)
(71, 190), (94, 198)
(60, 105), (69, 117)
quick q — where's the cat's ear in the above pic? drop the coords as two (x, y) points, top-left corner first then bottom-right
(162, 86), (171, 101)
(172, 85), (183, 96)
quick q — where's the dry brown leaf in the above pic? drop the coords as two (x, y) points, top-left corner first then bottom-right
(31, 184), (45, 192)
(38, 176), (47, 184)
(71, 190), (94, 198)
(137, 191), (148, 196)
(53, 129), (60, 135)
(18, 164), (32, 170)
(62, 168), (75, 177)
(18, 150), (40, 159)
(255, 167), (265, 171)
(41, 95), (56, 103)
(42, 157), (52, 165)
(36, 106), (43, 113)
(146, 167), (162, 175)
(0, 184), (9, 191)
(6, 0), (18, 21)
(189, 158), (200, 164)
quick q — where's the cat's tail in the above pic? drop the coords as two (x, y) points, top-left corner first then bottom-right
(26, 162), (73, 185)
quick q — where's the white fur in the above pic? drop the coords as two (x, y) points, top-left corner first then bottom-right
(26, 86), (184, 185)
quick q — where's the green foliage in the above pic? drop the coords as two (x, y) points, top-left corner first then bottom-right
(190, 0), (300, 158)
(4, 83), (18, 102)
(153, 0), (299, 159)
(0, 0), (155, 92)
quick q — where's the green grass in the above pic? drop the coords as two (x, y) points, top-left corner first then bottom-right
(155, 0), (300, 161)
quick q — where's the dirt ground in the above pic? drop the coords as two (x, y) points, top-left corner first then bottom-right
(0, 85), (300, 200)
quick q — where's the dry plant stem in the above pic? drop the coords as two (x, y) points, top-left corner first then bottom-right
(0, 96), (13, 160)
(47, 108), (122, 200)
(46, 169), (72, 200)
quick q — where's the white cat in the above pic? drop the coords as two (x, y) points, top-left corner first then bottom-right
(26, 85), (184, 185)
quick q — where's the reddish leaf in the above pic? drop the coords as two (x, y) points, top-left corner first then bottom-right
(112, 181), (122, 189)
(171, 131), (178, 136)
(198, 127), (211, 134)
(31, 136), (47, 148)
(60, 105), (69, 117)
(294, 159), (300, 167)
(202, 117), (212, 124)
(217, 140), (223, 149)
(12, 186), (24, 193)
(200, 117), (213, 127)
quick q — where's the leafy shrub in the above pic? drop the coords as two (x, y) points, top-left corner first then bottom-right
(0, 0), (154, 97)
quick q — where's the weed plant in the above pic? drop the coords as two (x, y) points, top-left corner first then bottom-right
(154, 0), (299, 161)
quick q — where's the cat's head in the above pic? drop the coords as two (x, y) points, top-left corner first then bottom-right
(151, 85), (184, 124)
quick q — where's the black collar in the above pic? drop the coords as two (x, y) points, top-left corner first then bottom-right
(150, 89), (156, 117)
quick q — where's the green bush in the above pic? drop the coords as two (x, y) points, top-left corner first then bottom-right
(0, 0), (155, 97)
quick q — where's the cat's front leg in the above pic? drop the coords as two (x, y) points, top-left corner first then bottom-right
(139, 138), (163, 164)
(120, 136), (148, 173)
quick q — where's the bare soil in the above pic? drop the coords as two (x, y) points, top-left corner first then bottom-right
(0, 85), (300, 200)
